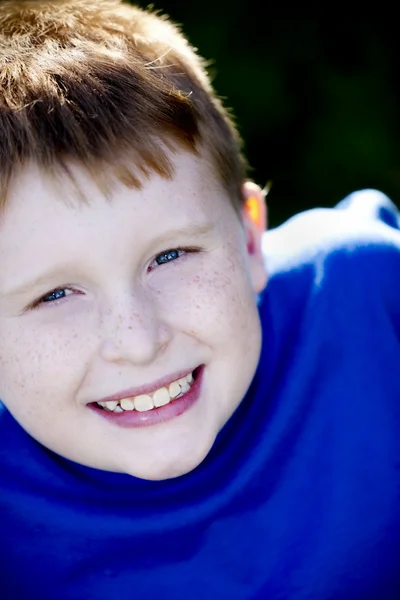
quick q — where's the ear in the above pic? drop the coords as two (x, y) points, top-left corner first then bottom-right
(241, 181), (268, 294)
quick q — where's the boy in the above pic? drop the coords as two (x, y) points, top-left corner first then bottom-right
(0, 1), (399, 598)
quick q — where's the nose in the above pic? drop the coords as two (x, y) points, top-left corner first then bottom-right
(98, 289), (170, 365)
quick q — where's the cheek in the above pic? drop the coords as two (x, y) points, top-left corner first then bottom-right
(0, 319), (90, 414)
(151, 253), (258, 340)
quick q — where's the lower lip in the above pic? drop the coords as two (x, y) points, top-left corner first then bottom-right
(89, 366), (204, 428)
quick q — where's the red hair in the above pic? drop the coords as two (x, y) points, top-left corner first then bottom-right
(0, 0), (246, 208)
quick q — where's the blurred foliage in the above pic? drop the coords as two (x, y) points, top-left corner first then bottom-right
(133, 1), (400, 227)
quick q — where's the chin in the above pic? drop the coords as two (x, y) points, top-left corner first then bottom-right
(124, 443), (213, 481)
(122, 463), (194, 481)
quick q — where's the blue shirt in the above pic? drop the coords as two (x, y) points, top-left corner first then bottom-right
(1, 190), (400, 599)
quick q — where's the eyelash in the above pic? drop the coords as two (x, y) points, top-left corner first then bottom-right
(28, 247), (197, 310)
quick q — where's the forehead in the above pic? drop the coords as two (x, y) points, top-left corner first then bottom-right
(2, 150), (227, 231)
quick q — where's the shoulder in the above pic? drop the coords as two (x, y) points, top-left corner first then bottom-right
(256, 191), (400, 393)
(0, 403), (36, 467)
(259, 190), (400, 335)
(0, 403), (20, 458)
(262, 189), (400, 277)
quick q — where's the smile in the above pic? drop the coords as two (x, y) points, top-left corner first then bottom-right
(89, 366), (203, 428)
(96, 371), (194, 413)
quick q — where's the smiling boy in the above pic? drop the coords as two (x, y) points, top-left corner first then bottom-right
(1, 1), (400, 599)
(1, 152), (266, 481)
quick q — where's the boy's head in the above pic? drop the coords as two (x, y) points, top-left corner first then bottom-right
(0, 0), (267, 480)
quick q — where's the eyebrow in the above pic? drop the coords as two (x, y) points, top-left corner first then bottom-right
(152, 222), (216, 244)
(0, 221), (216, 300)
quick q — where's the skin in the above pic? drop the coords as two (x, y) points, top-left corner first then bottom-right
(0, 149), (267, 481)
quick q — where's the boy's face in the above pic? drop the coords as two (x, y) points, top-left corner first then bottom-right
(0, 149), (266, 480)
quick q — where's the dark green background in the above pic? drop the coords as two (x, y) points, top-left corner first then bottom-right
(133, 2), (399, 227)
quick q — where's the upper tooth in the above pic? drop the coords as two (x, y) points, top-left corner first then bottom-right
(153, 387), (170, 407)
(187, 372), (193, 383)
(104, 400), (118, 411)
(120, 398), (135, 411)
(169, 380), (181, 398)
(134, 394), (154, 412)
(178, 377), (190, 393)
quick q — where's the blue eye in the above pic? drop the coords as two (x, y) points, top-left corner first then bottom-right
(155, 249), (184, 265)
(29, 287), (73, 310)
(41, 289), (67, 303)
